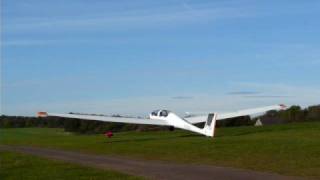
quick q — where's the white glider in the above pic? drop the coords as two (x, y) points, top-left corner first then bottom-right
(37, 104), (286, 138)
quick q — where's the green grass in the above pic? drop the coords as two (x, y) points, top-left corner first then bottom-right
(0, 151), (143, 180)
(1, 122), (320, 178)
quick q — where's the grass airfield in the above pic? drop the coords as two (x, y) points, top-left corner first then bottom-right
(1, 122), (320, 179)
(0, 151), (144, 180)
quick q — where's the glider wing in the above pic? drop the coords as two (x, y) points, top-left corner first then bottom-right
(185, 104), (286, 124)
(38, 112), (169, 126)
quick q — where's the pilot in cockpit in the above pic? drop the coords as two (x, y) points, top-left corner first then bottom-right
(151, 110), (169, 117)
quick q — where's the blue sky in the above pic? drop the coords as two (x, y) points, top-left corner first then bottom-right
(2, 0), (320, 116)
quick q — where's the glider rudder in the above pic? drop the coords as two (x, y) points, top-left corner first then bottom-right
(203, 113), (217, 137)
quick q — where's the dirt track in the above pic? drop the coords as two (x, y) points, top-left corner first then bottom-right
(0, 145), (307, 180)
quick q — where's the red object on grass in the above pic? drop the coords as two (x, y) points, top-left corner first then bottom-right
(105, 131), (113, 138)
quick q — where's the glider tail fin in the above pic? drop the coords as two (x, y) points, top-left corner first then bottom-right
(203, 113), (217, 137)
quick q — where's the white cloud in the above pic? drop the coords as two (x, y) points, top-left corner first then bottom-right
(2, 39), (59, 46)
(3, 81), (320, 116)
(231, 82), (320, 107)
(1, 39), (93, 47)
(5, 81), (319, 117)
(4, 5), (251, 33)
(1, 95), (243, 116)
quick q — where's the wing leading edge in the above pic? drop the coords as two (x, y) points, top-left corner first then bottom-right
(39, 112), (169, 126)
(38, 104), (285, 127)
(185, 104), (286, 124)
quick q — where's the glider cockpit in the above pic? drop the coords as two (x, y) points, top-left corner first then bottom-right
(150, 110), (170, 119)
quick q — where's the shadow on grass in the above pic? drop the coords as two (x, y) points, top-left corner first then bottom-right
(104, 129), (280, 143)
(105, 134), (202, 143)
(215, 125), (299, 138)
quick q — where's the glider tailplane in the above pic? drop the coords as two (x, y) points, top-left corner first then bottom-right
(203, 113), (217, 137)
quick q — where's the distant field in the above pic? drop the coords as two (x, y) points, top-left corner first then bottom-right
(0, 151), (143, 180)
(1, 122), (320, 178)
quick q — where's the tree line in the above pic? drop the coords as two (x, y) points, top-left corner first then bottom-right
(1, 104), (319, 134)
(0, 115), (169, 134)
(259, 104), (320, 123)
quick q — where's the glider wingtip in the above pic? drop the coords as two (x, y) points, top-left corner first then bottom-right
(37, 112), (48, 117)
